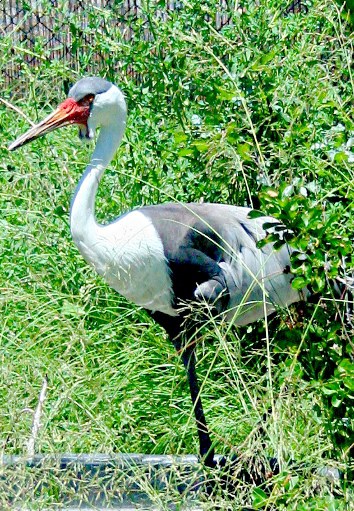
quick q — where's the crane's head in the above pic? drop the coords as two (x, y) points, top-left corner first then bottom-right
(9, 77), (127, 151)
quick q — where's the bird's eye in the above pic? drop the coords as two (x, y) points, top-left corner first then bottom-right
(79, 94), (95, 106)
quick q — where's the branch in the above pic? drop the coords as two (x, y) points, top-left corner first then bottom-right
(26, 376), (48, 457)
(0, 96), (35, 127)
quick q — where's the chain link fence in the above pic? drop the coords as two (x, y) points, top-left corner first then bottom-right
(1, 1), (307, 86)
(2, 1), (145, 84)
(1, 0), (234, 86)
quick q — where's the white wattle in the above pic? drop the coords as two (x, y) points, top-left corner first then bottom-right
(69, 85), (176, 316)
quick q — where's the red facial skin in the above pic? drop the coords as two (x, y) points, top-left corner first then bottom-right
(57, 97), (92, 125)
(9, 94), (94, 151)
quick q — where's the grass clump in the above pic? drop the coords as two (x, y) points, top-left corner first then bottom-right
(0, 0), (353, 508)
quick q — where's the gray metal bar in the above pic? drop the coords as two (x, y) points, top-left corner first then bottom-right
(0, 453), (342, 510)
(0, 453), (208, 510)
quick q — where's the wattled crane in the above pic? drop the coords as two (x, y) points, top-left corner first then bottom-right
(9, 77), (302, 471)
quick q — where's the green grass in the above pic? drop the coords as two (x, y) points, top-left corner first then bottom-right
(1, 0), (354, 508)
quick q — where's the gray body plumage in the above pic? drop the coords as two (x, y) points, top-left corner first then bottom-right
(139, 203), (300, 325)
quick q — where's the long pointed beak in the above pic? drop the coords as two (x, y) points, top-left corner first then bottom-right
(8, 97), (90, 152)
(8, 106), (74, 151)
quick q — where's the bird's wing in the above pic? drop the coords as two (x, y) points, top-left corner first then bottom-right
(139, 203), (300, 323)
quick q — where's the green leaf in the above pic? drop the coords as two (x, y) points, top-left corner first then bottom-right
(217, 88), (237, 101)
(331, 395), (343, 407)
(252, 488), (269, 509)
(174, 132), (187, 144)
(236, 142), (252, 160)
(338, 359), (354, 375)
(192, 140), (209, 152)
(292, 276), (308, 290)
(343, 377), (354, 392)
(178, 147), (194, 157)
(248, 209), (265, 219)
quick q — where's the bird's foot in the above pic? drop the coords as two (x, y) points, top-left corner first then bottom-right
(203, 455), (279, 498)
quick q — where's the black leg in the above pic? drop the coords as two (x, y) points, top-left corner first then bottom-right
(148, 311), (215, 468)
(180, 345), (215, 468)
(148, 310), (281, 493)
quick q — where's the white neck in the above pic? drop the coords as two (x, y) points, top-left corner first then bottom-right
(70, 86), (127, 240)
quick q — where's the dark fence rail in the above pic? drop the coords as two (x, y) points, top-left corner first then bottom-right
(0, 453), (341, 508)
